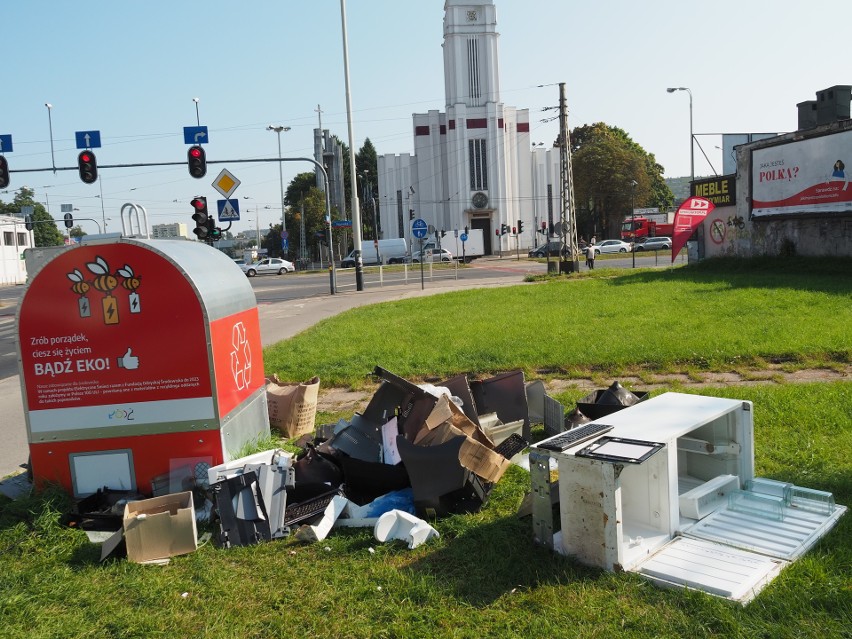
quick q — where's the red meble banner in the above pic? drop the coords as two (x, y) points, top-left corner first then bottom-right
(671, 197), (714, 261)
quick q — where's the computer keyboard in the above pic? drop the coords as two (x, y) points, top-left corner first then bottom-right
(494, 433), (529, 459)
(283, 490), (341, 527)
(536, 423), (613, 451)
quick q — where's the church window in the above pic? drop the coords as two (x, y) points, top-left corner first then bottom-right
(469, 139), (488, 191)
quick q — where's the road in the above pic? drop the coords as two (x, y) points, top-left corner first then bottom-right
(0, 252), (677, 480)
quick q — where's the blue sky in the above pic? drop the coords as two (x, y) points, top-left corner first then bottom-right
(2, 0), (849, 234)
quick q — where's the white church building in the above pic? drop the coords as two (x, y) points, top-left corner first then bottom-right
(377, 0), (561, 256)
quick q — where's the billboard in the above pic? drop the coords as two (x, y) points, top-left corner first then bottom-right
(751, 130), (852, 218)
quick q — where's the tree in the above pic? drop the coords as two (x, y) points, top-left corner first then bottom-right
(284, 172), (318, 209)
(570, 123), (674, 239)
(355, 139), (380, 239)
(69, 225), (87, 239)
(0, 187), (64, 247)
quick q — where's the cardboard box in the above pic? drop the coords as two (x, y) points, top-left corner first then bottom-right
(123, 491), (198, 563)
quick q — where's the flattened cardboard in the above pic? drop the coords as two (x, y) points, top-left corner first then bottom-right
(123, 491), (198, 563)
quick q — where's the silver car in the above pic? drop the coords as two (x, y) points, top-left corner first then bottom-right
(240, 257), (295, 276)
(635, 236), (672, 251)
(411, 248), (453, 263)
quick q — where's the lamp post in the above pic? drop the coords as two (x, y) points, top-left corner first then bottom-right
(45, 103), (56, 174)
(340, 0), (364, 291)
(266, 125), (291, 253)
(192, 97), (200, 126)
(631, 180), (638, 268)
(666, 87), (693, 183)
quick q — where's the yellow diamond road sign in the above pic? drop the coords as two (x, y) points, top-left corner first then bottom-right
(212, 168), (241, 199)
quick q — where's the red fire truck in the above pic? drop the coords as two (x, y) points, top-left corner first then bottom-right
(621, 215), (674, 241)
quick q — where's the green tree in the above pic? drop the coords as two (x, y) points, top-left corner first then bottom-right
(0, 187), (64, 246)
(355, 138), (380, 239)
(570, 123), (673, 239)
(69, 225), (87, 239)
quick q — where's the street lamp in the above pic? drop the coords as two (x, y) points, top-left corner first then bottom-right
(45, 103), (56, 174)
(266, 125), (291, 251)
(631, 180), (638, 268)
(666, 87), (694, 183)
(192, 97), (200, 126)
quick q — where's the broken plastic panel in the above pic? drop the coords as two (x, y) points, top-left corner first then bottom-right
(212, 471), (272, 548)
(471, 370), (530, 440)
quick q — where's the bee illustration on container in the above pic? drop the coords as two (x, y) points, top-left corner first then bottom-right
(86, 255), (120, 325)
(66, 269), (92, 318)
(117, 264), (142, 314)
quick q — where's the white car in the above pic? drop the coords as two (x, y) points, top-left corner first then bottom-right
(592, 239), (632, 255)
(411, 248), (453, 263)
(241, 257), (295, 276)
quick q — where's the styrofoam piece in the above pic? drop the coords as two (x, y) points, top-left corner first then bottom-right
(374, 509), (440, 549)
(293, 495), (348, 542)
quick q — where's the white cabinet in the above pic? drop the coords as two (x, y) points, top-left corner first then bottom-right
(530, 392), (846, 604)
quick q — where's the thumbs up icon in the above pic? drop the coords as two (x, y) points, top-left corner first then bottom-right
(117, 347), (140, 370)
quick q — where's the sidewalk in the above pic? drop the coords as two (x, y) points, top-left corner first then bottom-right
(0, 266), (527, 483)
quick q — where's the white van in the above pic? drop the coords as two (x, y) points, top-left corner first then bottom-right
(341, 238), (407, 267)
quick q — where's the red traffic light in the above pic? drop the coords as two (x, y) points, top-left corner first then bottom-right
(77, 150), (98, 184)
(187, 145), (207, 178)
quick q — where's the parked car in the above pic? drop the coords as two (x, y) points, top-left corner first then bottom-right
(240, 257), (295, 276)
(232, 258), (247, 266)
(593, 239), (632, 255)
(411, 248), (453, 263)
(528, 241), (565, 258)
(635, 236), (672, 251)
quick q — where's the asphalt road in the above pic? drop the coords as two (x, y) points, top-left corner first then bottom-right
(0, 252), (678, 479)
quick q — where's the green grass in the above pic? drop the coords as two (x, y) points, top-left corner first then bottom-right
(265, 256), (852, 388)
(1, 257), (850, 638)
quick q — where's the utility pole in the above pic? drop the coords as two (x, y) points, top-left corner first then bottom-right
(558, 82), (580, 273)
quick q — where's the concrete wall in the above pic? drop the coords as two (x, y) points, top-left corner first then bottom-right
(704, 119), (852, 259)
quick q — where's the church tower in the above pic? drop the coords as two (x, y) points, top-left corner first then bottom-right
(378, 1), (537, 256)
(442, 1), (500, 108)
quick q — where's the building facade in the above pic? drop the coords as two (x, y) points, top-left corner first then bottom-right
(378, 0), (559, 255)
(151, 222), (189, 240)
(0, 214), (34, 285)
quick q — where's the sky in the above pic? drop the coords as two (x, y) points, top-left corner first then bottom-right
(2, 0), (850, 235)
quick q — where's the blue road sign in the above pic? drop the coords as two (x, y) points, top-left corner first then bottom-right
(460, 232), (468, 243)
(183, 126), (209, 145)
(75, 130), (101, 149)
(0, 135), (13, 153)
(332, 219), (352, 228)
(217, 198), (240, 221)
(412, 218), (428, 239)
(281, 237), (289, 251)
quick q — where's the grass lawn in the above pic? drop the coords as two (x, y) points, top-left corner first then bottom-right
(1, 257), (850, 639)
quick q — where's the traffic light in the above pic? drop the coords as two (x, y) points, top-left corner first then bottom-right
(191, 196), (209, 239)
(0, 156), (9, 189)
(512, 227), (517, 234)
(64, 213), (73, 229)
(518, 220), (524, 234)
(540, 221), (547, 235)
(77, 151), (98, 184)
(464, 226), (469, 235)
(207, 217), (221, 242)
(440, 229), (446, 238)
(25, 215), (33, 231)
(501, 223), (509, 235)
(495, 229), (500, 237)
(188, 145), (207, 178)
(409, 209), (415, 220)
